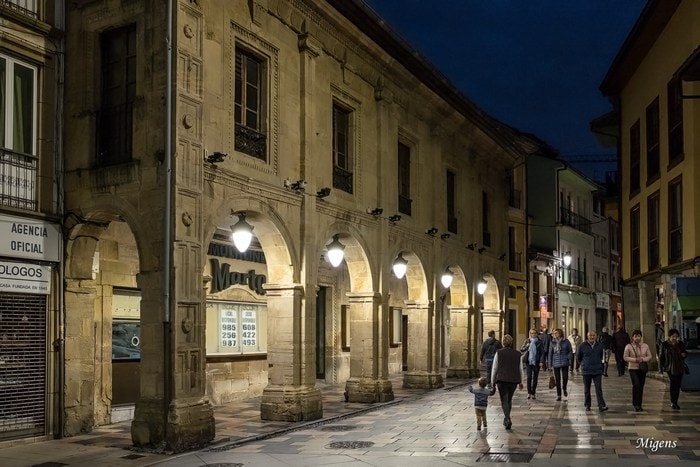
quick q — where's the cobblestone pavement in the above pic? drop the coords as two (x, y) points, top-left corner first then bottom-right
(1, 368), (698, 466)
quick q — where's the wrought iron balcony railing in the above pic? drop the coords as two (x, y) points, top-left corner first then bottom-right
(559, 207), (592, 235)
(333, 165), (353, 194)
(1, 0), (38, 18)
(0, 147), (37, 210)
(234, 123), (267, 161)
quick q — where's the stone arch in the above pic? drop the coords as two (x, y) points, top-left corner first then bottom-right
(203, 196), (296, 284)
(396, 249), (429, 304)
(63, 203), (146, 436)
(317, 222), (374, 293)
(482, 273), (500, 311)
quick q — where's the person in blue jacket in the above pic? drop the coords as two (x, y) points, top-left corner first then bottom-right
(520, 328), (546, 399)
(577, 330), (608, 412)
(548, 328), (573, 401)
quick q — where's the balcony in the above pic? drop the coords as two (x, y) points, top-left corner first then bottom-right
(561, 267), (587, 288)
(0, 147), (37, 211)
(398, 195), (412, 216)
(0, 0), (38, 19)
(559, 207), (592, 235)
(234, 123), (266, 161)
(333, 165), (353, 194)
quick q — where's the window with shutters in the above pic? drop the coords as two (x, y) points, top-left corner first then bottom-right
(234, 47), (266, 161)
(398, 142), (412, 215)
(332, 103), (353, 194)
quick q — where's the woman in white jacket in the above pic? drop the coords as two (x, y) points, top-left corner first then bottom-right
(623, 329), (653, 411)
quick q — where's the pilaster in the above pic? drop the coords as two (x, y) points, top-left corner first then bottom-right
(261, 283), (322, 421)
(403, 301), (443, 389)
(344, 292), (394, 403)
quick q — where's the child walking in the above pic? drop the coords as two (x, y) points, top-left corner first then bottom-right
(468, 377), (495, 430)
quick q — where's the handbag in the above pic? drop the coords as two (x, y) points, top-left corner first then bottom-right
(632, 345), (648, 373)
(684, 363), (690, 375)
(548, 374), (556, 389)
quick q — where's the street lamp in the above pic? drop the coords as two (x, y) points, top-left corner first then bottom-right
(231, 213), (254, 253)
(440, 268), (453, 289)
(477, 280), (487, 295)
(563, 252), (572, 267)
(326, 234), (345, 268)
(392, 253), (408, 279)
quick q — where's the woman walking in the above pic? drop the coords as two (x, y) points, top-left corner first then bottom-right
(548, 328), (573, 401)
(567, 328), (582, 374)
(659, 329), (688, 410)
(491, 334), (524, 430)
(623, 330), (652, 411)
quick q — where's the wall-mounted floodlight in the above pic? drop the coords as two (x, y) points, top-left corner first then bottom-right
(326, 234), (345, 268)
(392, 253), (408, 279)
(388, 214), (402, 223)
(367, 207), (384, 217)
(316, 187), (331, 198)
(231, 213), (254, 253)
(426, 227), (438, 237)
(441, 233), (451, 240)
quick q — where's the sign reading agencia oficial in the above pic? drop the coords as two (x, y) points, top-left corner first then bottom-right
(0, 214), (61, 262)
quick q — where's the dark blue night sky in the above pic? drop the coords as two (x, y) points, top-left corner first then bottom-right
(361, 0), (645, 180)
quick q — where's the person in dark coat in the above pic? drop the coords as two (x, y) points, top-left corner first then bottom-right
(612, 325), (631, 376)
(491, 334), (524, 430)
(659, 328), (688, 410)
(548, 328), (573, 401)
(480, 330), (502, 388)
(577, 330), (608, 412)
(598, 327), (614, 377)
(539, 325), (552, 369)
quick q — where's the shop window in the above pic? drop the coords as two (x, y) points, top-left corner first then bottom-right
(112, 289), (141, 360)
(390, 307), (402, 346)
(206, 301), (267, 355)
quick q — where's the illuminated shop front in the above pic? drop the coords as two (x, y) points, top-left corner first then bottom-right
(204, 235), (269, 404)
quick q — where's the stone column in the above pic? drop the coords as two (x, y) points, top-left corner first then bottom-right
(482, 308), (502, 342)
(261, 283), (322, 421)
(403, 301), (443, 389)
(131, 268), (215, 452)
(446, 305), (473, 377)
(344, 292), (394, 402)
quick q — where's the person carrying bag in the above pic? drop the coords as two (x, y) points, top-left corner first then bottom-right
(623, 329), (652, 411)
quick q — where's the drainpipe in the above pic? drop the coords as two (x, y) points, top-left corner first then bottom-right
(163, 0), (174, 442)
(55, 0), (66, 439)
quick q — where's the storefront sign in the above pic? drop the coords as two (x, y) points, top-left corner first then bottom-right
(210, 258), (266, 295)
(0, 260), (51, 294)
(596, 292), (610, 309)
(0, 214), (61, 262)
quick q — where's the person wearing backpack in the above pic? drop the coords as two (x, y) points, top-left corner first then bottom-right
(480, 330), (502, 388)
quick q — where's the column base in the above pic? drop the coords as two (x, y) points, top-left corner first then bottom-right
(402, 371), (444, 389)
(344, 377), (394, 403)
(131, 396), (215, 453)
(260, 384), (322, 422)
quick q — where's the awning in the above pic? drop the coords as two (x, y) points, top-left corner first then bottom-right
(676, 277), (700, 314)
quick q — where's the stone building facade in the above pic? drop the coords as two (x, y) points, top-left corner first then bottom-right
(0, 0), (64, 442)
(599, 0), (700, 358)
(60, 0), (519, 450)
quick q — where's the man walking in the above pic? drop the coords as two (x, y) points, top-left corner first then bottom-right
(480, 330), (502, 387)
(613, 325), (631, 376)
(598, 327), (613, 377)
(521, 329), (545, 399)
(577, 330), (608, 412)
